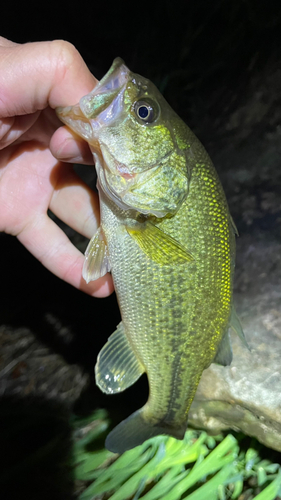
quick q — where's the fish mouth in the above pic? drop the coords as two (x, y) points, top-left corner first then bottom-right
(56, 58), (129, 141)
(79, 58), (129, 122)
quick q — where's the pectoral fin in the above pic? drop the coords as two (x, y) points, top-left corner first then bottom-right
(213, 332), (233, 366)
(82, 226), (111, 283)
(230, 306), (250, 350)
(95, 322), (145, 394)
(126, 221), (193, 265)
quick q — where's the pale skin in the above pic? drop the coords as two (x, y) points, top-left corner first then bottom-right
(0, 36), (113, 297)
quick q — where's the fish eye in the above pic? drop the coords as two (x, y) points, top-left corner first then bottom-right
(134, 99), (159, 124)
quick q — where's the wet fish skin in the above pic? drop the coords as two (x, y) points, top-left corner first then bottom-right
(57, 58), (244, 454)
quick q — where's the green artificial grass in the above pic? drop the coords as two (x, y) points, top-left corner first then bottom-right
(71, 411), (281, 500)
(1, 403), (281, 499)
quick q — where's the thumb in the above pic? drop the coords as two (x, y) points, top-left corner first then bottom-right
(0, 37), (97, 117)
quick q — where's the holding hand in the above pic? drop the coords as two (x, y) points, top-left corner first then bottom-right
(0, 36), (113, 297)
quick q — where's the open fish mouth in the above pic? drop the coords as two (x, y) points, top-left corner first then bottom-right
(56, 58), (129, 141)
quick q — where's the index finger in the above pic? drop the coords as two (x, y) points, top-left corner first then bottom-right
(0, 38), (97, 117)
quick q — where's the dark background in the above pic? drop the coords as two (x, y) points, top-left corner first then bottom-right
(1, 1), (281, 498)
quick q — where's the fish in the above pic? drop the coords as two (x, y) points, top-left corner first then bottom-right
(57, 58), (247, 454)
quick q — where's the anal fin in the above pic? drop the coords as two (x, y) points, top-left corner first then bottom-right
(95, 322), (145, 394)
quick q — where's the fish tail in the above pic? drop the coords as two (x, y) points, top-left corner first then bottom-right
(105, 408), (187, 454)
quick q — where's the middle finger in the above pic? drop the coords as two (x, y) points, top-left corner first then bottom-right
(49, 161), (99, 240)
(50, 125), (94, 165)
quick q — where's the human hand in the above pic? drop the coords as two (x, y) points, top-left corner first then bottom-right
(0, 36), (113, 297)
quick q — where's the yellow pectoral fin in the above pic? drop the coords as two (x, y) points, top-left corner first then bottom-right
(126, 221), (193, 265)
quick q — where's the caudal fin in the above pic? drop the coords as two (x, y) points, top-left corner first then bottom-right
(105, 409), (186, 454)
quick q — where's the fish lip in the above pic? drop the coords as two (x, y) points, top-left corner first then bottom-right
(79, 59), (129, 121)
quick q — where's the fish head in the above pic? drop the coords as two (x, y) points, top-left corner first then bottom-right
(57, 58), (190, 217)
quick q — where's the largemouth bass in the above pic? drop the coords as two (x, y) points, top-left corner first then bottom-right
(57, 58), (246, 454)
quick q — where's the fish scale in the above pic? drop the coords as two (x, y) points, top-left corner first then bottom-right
(57, 57), (246, 454)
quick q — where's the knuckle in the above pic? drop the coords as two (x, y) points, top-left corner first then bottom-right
(49, 40), (80, 79)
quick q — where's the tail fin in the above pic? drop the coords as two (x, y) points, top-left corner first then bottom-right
(105, 409), (186, 454)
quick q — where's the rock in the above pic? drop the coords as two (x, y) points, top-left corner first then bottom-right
(0, 323), (88, 403)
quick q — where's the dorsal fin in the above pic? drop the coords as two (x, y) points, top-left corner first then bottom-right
(230, 306), (250, 350)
